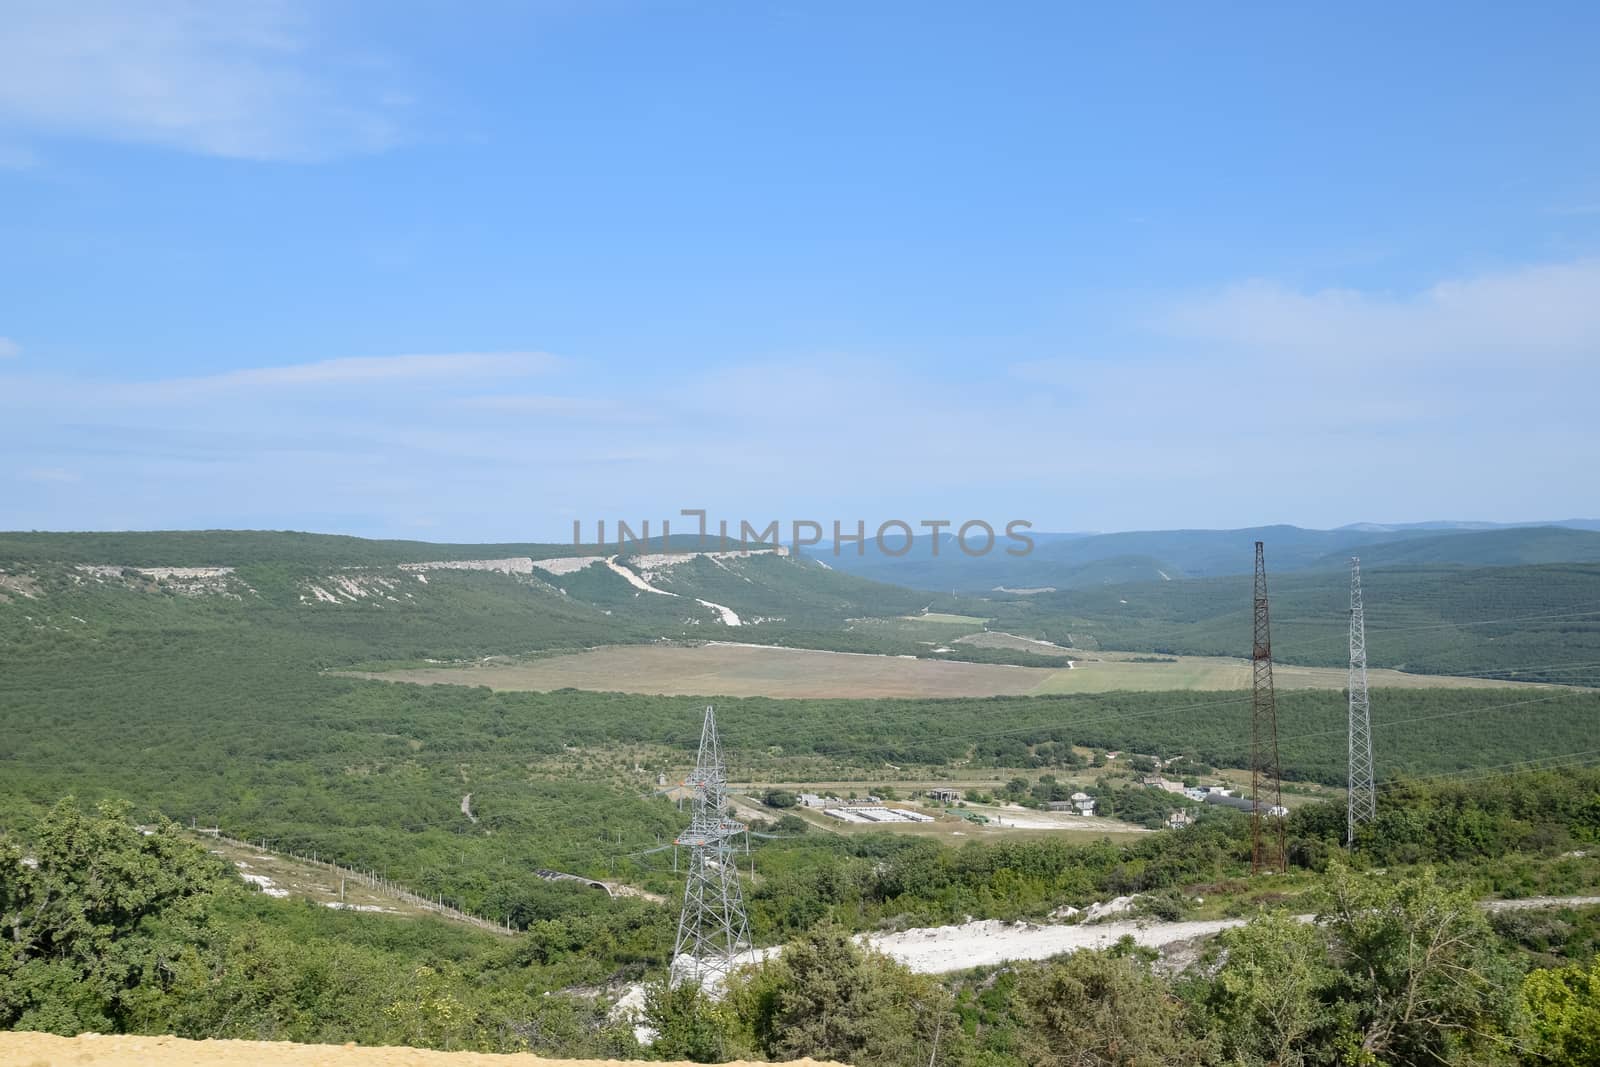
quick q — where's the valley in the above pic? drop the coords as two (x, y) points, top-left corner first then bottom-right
(4, 528), (1599, 1064)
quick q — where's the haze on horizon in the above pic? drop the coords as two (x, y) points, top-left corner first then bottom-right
(2, 2), (1598, 542)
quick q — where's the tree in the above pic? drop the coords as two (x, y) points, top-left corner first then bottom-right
(1011, 950), (1204, 1066)
(1318, 863), (1522, 1065)
(1200, 911), (1335, 1067)
(1523, 960), (1600, 1066)
(771, 814), (809, 835)
(0, 798), (230, 1034)
(729, 923), (959, 1066)
(641, 977), (735, 1062)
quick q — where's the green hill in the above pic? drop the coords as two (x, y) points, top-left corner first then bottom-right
(982, 562), (1600, 687)
(1309, 526), (1600, 569)
(0, 528), (772, 567)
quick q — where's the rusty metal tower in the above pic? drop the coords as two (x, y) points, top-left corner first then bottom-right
(1250, 541), (1287, 874)
(1347, 557), (1377, 845)
(671, 705), (750, 985)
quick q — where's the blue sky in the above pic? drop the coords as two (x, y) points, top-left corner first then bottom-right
(2, 1), (1598, 541)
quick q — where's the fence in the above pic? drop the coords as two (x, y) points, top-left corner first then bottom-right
(193, 827), (516, 937)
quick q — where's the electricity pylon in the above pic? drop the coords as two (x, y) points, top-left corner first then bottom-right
(671, 705), (750, 985)
(1347, 557), (1377, 845)
(1251, 541), (1287, 874)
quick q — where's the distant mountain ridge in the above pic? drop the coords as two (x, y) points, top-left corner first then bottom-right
(1336, 518), (1600, 533)
(812, 521), (1600, 593)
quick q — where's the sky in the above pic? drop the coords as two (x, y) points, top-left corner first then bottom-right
(2, 0), (1598, 542)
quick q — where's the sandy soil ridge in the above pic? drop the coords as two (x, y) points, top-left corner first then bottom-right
(0, 1032), (847, 1067)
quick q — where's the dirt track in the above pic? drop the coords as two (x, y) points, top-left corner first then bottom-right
(0, 1033), (847, 1067)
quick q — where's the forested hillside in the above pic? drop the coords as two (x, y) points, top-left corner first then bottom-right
(0, 537), (935, 661)
(0, 529), (770, 567)
(983, 562), (1600, 687)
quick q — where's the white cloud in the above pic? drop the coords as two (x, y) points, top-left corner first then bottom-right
(0, 337), (19, 358)
(0, 1), (407, 161)
(0, 144), (38, 169)
(125, 352), (558, 401)
(994, 258), (1600, 523)
(459, 393), (625, 416)
(21, 467), (79, 483)
(1157, 259), (1600, 364)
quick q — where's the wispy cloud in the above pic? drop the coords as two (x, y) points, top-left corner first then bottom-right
(0, 0), (409, 161)
(0, 337), (19, 358)
(1155, 259), (1600, 364)
(457, 393), (645, 419)
(0, 351), (561, 411)
(0, 144), (37, 170)
(20, 467), (79, 484)
(147, 352), (559, 394)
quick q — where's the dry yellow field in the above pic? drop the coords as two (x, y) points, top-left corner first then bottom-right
(352, 642), (1550, 700)
(358, 643), (1054, 699)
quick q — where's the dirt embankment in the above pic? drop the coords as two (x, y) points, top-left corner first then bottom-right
(0, 1032), (848, 1067)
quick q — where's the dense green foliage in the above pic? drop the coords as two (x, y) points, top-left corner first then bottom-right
(729, 923), (953, 1065)
(0, 799), (230, 1034)
(1522, 959), (1600, 1065)
(0, 800), (648, 1055)
(4, 766), (1599, 1062)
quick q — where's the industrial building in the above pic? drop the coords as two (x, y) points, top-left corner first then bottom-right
(1204, 793), (1287, 818)
(822, 806), (935, 824)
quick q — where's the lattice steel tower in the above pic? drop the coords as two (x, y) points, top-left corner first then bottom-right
(1346, 557), (1377, 845)
(671, 705), (750, 984)
(1250, 542), (1287, 874)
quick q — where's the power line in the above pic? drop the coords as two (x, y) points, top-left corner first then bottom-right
(1278, 691), (1592, 747)
(1260, 607), (1600, 659)
(1374, 748), (1600, 790)
(1272, 606), (1600, 635)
